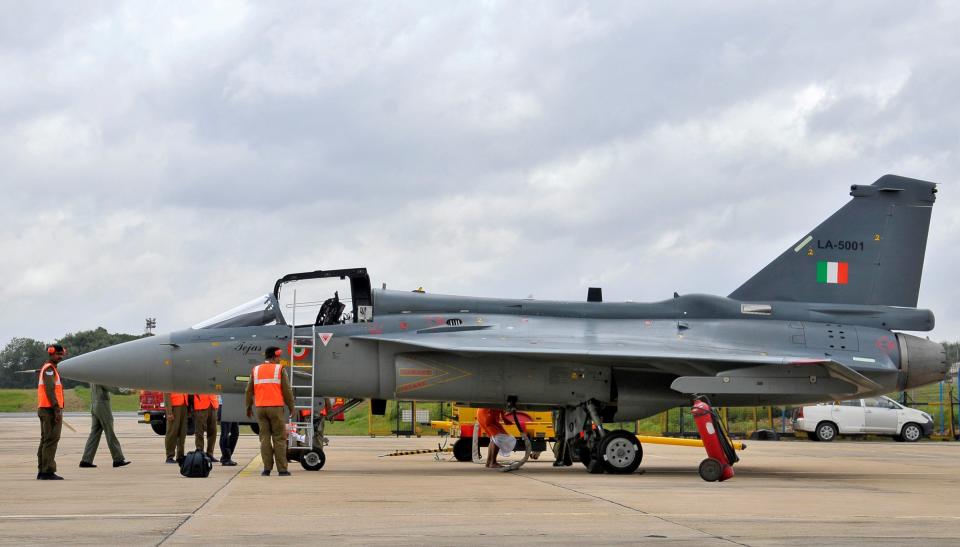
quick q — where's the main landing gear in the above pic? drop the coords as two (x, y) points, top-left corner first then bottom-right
(560, 398), (739, 480)
(562, 400), (644, 475)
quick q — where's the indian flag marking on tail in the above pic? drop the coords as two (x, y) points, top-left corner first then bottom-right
(817, 261), (849, 284)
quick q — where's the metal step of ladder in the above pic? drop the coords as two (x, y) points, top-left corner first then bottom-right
(287, 290), (318, 449)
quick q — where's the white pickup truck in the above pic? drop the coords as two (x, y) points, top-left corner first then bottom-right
(793, 395), (934, 442)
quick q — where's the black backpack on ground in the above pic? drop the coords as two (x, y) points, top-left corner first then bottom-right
(180, 450), (213, 478)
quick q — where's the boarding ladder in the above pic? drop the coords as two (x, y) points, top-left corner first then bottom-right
(288, 291), (318, 450)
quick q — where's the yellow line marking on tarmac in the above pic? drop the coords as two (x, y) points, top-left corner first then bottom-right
(238, 454), (262, 477)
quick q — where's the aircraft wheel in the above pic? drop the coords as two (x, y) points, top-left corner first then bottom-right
(453, 437), (473, 462)
(151, 421), (166, 436)
(300, 449), (325, 471)
(900, 423), (922, 442)
(599, 430), (642, 474)
(815, 422), (837, 442)
(698, 458), (723, 482)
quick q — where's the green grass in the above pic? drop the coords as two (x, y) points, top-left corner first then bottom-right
(0, 388), (141, 412)
(0, 389), (35, 412)
(325, 401), (450, 436)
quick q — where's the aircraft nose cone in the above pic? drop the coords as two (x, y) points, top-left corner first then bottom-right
(59, 334), (175, 390)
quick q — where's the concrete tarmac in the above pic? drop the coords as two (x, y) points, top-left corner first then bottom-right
(1, 413), (959, 546)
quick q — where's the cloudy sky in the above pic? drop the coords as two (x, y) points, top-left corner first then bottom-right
(2, 1), (959, 347)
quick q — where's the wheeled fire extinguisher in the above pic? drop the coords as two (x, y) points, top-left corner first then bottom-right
(691, 397), (739, 482)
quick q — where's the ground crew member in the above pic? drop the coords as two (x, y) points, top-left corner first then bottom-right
(476, 408), (516, 469)
(218, 395), (239, 466)
(37, 344), (66, 480)
(79, 383), (131, 468)
(246, 347), (295, 476)
(193, 393), (219, 461)
(164, 392), (189, 464)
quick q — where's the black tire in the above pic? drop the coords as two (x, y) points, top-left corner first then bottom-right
(151, 421), (166, 436)
(900, 422), (922, 443)
(576, 444), (590, 466)
(699, 458), (723, 482)
(806, 431), (818, 442)
(815, 421), (838, 442)
(453, 437), (473, 462)
(250, 422), (260, 435)
(585, 456), (605, 474)
(581, 439), (605, 474)
(599, 430), (642, 475)
(300, 449), (325, 471)
(575, 440), (604, 473)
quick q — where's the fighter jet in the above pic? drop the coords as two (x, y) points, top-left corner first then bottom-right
(60, 174), (948, 475)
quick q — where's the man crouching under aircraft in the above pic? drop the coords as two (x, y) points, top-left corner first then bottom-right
(476, 408), (516, 469)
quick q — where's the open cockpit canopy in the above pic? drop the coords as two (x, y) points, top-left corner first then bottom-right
(191, 293), (284, 329)
(191, 268), (372, 330)
(274, 267), (373, 327)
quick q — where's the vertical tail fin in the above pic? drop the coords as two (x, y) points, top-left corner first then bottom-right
(729, 175), (937, 307)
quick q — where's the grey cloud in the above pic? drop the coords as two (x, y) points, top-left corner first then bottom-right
(2, 2), (960, 346)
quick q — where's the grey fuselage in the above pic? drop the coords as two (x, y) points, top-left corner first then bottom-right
(59, 290), (947, 421)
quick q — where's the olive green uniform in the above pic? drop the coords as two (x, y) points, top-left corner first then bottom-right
(245, 367), (295, 472)
(194, 405), (218, 454)
(37, 363), (62, 475)
(81, 384), (125, 464)
(164, 394), (189, 461)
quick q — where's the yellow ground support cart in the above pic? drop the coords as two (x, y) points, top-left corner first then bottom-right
(431, 405), (556, 461)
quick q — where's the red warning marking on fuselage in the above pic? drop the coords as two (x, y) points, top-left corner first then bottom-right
(397, 380), (428, 392)
(875, 336), (896, 353)
(318, 333), (333, 347)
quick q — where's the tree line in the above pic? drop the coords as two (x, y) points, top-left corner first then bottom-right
(0, 328), (150, 389)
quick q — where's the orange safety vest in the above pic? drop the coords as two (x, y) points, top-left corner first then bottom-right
(476, 408), (508, 437)
(169, 393), (188, 407)
(252, 363), (285, 407)
(193, 394), (216, 410)
(37, 363), (64, 409)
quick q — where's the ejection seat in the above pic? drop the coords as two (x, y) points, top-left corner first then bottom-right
(315, 291), (346, 326)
